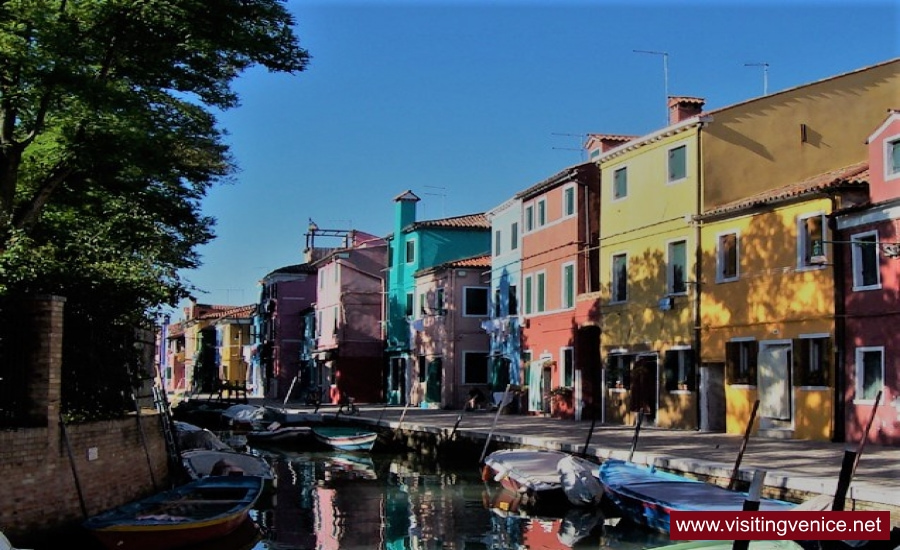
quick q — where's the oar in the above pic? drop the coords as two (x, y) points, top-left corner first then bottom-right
(728, 399), (759, 490)
(627, 410), (644, 462)
(833, 390), (881, 511)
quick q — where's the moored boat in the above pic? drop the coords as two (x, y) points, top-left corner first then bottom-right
(181, 449), (275, 482)
(482, 449), (603, 509)
(597, 458), (796, 534)
(312, 426), (378, 452)
(83, 475), (263, 550)
(245, 421), (313, 446)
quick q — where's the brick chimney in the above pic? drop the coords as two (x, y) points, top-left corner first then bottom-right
(584, 134), (636, 160)
(668, 96), (705, 125)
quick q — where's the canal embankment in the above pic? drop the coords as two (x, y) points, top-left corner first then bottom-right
(269, 401), (900, 524)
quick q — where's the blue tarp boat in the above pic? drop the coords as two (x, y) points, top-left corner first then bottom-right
(597, 459), (795, 534)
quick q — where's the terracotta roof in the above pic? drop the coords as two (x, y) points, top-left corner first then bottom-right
(406, 212), (489, 231)
(668, 96), (705, 106)
(516, 161), (598, 200)
(699, 162), (869, 218)
(443, 254), (491, 269)
(199, 304), (256, 321)
(264, 263), (317, 277)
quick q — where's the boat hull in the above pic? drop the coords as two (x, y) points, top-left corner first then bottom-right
(312, 427), (377, 452)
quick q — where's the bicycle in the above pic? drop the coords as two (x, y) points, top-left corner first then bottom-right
(337, 393), (360, 416)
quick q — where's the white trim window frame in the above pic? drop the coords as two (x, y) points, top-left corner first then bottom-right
(561, 346), (574, 387)
(885, 132), (900, 183)
(462, 350), (490, 385)
(797, 212), (827, 270)
(716, 230), (740, 283)
(537, 198), (547, 228)
(535, 270), (546, 313)
(405, 238), (417, 264)
(854, 346), (884, 404)
(561, 261), (575, 310)
(510, 221), (519, 250)
(667, 238), (688, 295)
(494, 229), (502, 257)
(851, 230), (881, 291)
(523, 274), (533, 315)
(611, 252), (628, 303)
(562, 184), (577, 219)
(524, 204), (534, 233)
(667, 143), (688, 184)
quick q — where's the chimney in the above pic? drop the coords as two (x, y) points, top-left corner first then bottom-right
(584, 134), (636, 160)
(668, 96), (705, 125)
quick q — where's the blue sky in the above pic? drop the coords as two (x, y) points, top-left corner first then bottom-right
(178, 0), (899, 310)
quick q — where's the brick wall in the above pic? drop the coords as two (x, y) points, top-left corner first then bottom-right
(0, 296), (172, 540)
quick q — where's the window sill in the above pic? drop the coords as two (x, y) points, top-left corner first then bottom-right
(730, 384), (757, 390)
(609, 388), (627, 393)
(671, 389), (692, 395)
(852, 399), (880, 406)
(852, 284), (883, 292)
(797, 385), (830, 391)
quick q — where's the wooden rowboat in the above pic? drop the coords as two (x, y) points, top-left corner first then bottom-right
(83, 475), (263, 550)
(312, 426), (378, 452)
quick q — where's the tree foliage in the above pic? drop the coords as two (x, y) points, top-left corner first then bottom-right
(0, 0), (310, 417)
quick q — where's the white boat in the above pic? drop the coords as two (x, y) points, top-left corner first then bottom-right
(175, 421), (232, 451)
(245, 421), (313, 445)
(0, 530), (31, 550)
(181, 449), (275, 482)
(312, 426), (378, 452)
(482, 449), (603, 509)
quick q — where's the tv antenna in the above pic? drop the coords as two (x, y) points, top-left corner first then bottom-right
(634, 49), (670, 125)
(744, 62), (769, 95)
(423, 185), (446, 219)
(551, 132), (587, 161)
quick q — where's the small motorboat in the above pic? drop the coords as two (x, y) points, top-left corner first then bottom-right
(83, 475), (263, 550)
(174, 421), (232, 452)
(597, 458), (796, 534)
(245, 421), (313, 446)
(312, 426), (378, 452)
(482, 449), (603, 509)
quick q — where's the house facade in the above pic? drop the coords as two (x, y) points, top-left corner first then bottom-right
(213, 304), (255, 387)
(312, 230), (388, 404)
(256, 264), (318, 400)
(517, 161), (600, 420)
(384, 190), (491, 405)
(483, 197), (524, 405)
(596, 102), (706, 430)
(834, 110), (900, 445)
(410, 254), (492, 409)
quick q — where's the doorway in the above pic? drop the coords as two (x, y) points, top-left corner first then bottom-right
(758, 341), (792, 428)
(700, 362), (726, 432)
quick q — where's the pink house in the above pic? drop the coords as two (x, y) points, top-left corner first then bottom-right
(835, 109), (900, 445)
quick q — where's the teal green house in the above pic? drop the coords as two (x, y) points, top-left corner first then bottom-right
(384, 190), (491, 405)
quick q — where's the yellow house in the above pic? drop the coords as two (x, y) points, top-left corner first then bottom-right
(593, 98), (707, 430)
(696, 58), (898, 441)
(215, 307), (254, 384)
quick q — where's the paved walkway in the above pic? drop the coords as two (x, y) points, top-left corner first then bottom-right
(261, 400), (900, 512)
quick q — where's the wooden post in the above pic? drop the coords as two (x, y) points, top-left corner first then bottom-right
(833, 390), (882, 511)
(728, 399), (760, 490)
(627, 411), (644, 462)
(447, 412), (464, 441)
(479, 384), (511, 464)
(852, 390), (882, 477)
(59, 413), (88, 519)
(581, 413), (598, 458)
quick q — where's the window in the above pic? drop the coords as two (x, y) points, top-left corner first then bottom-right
(668, 145), (687, 182)
(509, 285), (518, 315)
(887, 136), (900, 180)
(493, 289), (501, 318)
(536, 272), (546, 312)
(562, 263), (575, 309)
(418, 355), (427, 383)
(855, 347), (884, 401)
(463, 351), (489, 384)
(537, 199), (547, 227)
(332, 306), (339, 335)
(387, 244), (393, 267)
(419, 292), (426, 315)
(405, 293), (414, 317)
(494, 230), (502, 257)
(798, 213), (825, 268)
(726, 340), (758, 385)
(525, 204), (534, 232)
(510, 222), (519, 250)
(793, 336), (831, 387)
(463, 287), (489, 316)
(563, 186), (576, 217)
(562, 347), (574, 387)
(851, 231), (881, 290)
(718, 232), (739, 282)
(611, 253), (628, 302)
(664, 348), (695, 391)
(405, 240), (416, 263)
(607, 354), (633, 388)
(668, 240), (687, 294)
(524, 275), (533, 315)
(613, 167), (628, 200)
(435, 288), (445, 314)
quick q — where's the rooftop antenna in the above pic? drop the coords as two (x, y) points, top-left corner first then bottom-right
(634, 49), (669, 125)
(551, 132), (587, 161)
(423, 185), (446, 219)
(744, 62), (769, 95)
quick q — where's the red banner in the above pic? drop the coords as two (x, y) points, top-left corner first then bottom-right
(669, 510), (891, 540)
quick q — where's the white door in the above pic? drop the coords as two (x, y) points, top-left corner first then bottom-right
(574, 369), (583, 421)
(758, 342), (791, 421)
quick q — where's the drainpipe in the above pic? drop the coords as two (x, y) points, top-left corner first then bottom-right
(693, 123), (705, 430)
(829, 194), (847, 443)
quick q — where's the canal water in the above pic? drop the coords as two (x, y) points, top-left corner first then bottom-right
(41, 443), (672, 550)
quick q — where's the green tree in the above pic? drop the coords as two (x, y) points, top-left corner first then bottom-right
(0, 0), (309, 418)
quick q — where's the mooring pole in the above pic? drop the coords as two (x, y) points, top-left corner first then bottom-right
(627, 411), (644, 463)
(447, 412), (464, 441)
(479, 384), (511, 464)
(728, 399), (760, 490)
(732, 470), (767, 550)
(132, 391), (158, 490)
(581, 411), (598, 458)
(833, 390), (882, 511)
(59, 413), (88, 519)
